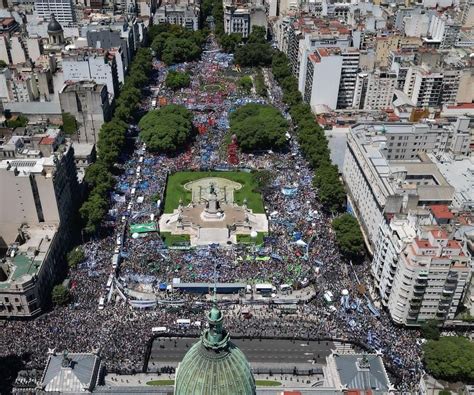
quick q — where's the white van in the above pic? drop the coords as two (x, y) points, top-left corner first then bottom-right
(152, 326), (168, 334)
(98, 297), (105, 310)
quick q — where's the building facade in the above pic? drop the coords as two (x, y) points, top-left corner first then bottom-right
(59, 81), (111, 144)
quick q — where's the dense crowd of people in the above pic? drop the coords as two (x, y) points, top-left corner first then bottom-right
(1, 36), (423, 391)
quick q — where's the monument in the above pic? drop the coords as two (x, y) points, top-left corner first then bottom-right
(159, 177), (268, 246)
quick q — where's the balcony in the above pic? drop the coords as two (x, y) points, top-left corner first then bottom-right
(408, 308), (419, 316)
(413, 289), (425, 297)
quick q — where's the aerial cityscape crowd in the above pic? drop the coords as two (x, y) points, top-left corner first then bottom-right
(2, 38), (425, 392)
(0, 0), (473, 391)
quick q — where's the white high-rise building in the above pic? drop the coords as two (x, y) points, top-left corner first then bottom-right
(372, 207), (472, 326)
(34, 0), (76, 24)
(342, 121), (470, 248)
(352, 70), (397, 110)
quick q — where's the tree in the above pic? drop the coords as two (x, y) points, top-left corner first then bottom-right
(5, 115), (28, 128)
(247, 26), (267, 44)
(234, 43), (273, 67)
(219, 33), (242, 53)
(314, 164), (346, 212)
(0, 60), (7, 68)
(80, 192), (108, 234)
(52, 284), (71, 306)
(61, 112), (78, 134)
(166, 71), (191, 90)
(238, 76), (253, 93)
(139, 105), (194, 153)
(423, 337), (474, 382)
(420, 319), (440, 340)
(332, 214), (365, 260)
(67, 247), (85, 269)
(253, 170), (273, 192)
(230, 104), (288, 152)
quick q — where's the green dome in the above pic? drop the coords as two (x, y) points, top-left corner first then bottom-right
(175, 306), (256, 395)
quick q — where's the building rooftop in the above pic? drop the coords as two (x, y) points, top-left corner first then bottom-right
(430, 205), (454, 220)
(40, 351), (100, 392)
(0, 225), (57, 289)
(61, 80), (106, 93)
(428, 153), (474, 210)
(327, 353), (393, 392)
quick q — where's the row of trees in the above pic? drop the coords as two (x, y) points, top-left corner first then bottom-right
(139, 104), (194, 153)
(229, 103), (288, 152)
(271, 52), (365, 259)
(150, 24), (206, 65)
(79, 47), (153, 235)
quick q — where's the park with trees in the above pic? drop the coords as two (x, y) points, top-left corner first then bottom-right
(139, 105), (194, 153)
(229, 103), (288, 152)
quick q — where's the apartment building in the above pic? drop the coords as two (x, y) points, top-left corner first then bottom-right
(372, 207), (472, 325)
(287, 17), (351, 93)
(375, 35), (422, 68)
(304, 48), (343, 111)
(342, 121), (470, 247)
(34, 0), (76, 24)
(352, 69), (397, 110)
(427, 13), (461, 48)
(403, 65), (462, 108)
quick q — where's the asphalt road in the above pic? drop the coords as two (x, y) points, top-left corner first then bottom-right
(149, 338), (334, 366)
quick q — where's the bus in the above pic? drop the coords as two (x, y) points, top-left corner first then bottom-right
(106, 274), (113, 290)
(176, 318), (191, 327)
(112, 254), (121, 269)
(255, 284), (276, 296)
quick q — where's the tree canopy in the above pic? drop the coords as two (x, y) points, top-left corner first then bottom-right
(139, 105), (194, 153)
(332, 214), (365, 260)
(67, 247), (85, 269)
(423, 337), (474, 382)
(5, 115), (28, 128)
(230, 104), (288, 152)
(166, 71), (191, 90)
(420, 319), (441, 340)
(52, 284), (71, 306)
(238, 76), (253, 93)
(234, 43), (273, 67)
(150, 24), (205, 65)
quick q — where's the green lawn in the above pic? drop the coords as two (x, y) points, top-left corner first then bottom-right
(146, 379), (175, 386)
(160, 232), (190, 247)
(164, 171), (264, 214)
(237, 232), (266, 245)
(255, 380), (282, 387)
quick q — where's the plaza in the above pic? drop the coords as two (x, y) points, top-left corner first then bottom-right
(160, 172), (268, 245)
